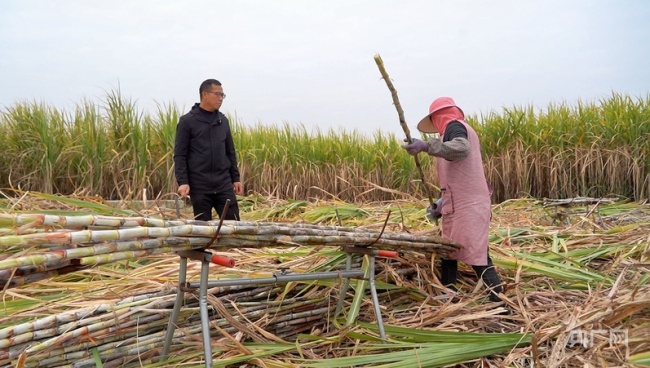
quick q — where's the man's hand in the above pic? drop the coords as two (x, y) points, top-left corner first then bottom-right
(402, 138), (429, 155)
(177, 184), (190, 197)
(426, 198), (443, 220)
(233, 182), (243, 195)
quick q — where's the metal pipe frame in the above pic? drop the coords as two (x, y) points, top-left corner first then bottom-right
(161, 255), (187, 360)
(186, 270), (365, 288)
(161, 249), (388, 367)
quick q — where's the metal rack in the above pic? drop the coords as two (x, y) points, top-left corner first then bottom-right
(160, 246), (397, 367)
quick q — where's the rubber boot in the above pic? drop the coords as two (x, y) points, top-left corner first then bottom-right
(440, 259), (458, 291)
(472, 256), (504, 303)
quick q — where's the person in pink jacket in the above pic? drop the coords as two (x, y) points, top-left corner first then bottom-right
(402, 97), (504, 303)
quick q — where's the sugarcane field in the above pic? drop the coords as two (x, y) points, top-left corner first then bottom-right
(0, 87), (649, 368)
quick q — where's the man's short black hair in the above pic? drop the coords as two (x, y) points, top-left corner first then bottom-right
(199, 79), (222, 98)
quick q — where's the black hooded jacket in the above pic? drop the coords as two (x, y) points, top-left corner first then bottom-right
(173, 103), (240, 194)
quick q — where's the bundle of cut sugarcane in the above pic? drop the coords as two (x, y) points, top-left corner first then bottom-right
(541, 196), (621, 207)
(0, 281), (339, 367)
(0, 214), (461, 289)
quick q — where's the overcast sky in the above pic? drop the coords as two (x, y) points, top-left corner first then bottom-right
(1, 1), (648, 138)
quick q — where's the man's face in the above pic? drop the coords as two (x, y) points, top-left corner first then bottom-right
(201, 84), (225, 111)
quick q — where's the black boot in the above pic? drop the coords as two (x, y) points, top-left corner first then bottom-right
(472, 256), (504, 303)
(440, 259), (458, 291)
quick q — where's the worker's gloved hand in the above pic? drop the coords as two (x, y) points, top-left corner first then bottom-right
(402, 138), (429, 156)
(426, 198), (443, 220)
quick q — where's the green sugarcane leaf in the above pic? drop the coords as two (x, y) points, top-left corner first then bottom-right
(346, 255), (370, 326)
(91, 346), (103, 367)
(629, 350), (650, 366)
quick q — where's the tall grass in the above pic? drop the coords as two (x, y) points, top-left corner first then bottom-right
(68, 100), (108, 195)
(0, 91), (648, 202)
(1, 102), (68, 194)
(236, 122), (426, 200)
(474, 92), (650, 201)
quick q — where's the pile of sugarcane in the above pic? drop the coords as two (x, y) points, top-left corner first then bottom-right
(0, 213), (462, 367)
(0, 213), (460, 289)
(0, 279), (338, 367)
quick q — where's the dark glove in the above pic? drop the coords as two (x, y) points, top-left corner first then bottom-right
(426, 198), (443, 220)
(401, 138), (429, 156)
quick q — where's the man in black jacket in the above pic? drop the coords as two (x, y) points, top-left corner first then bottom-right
(174, 79), (243, 221)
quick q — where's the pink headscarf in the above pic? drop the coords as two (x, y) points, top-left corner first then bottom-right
(431, 106), (465, 134)
(416, 97), (465, 134)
